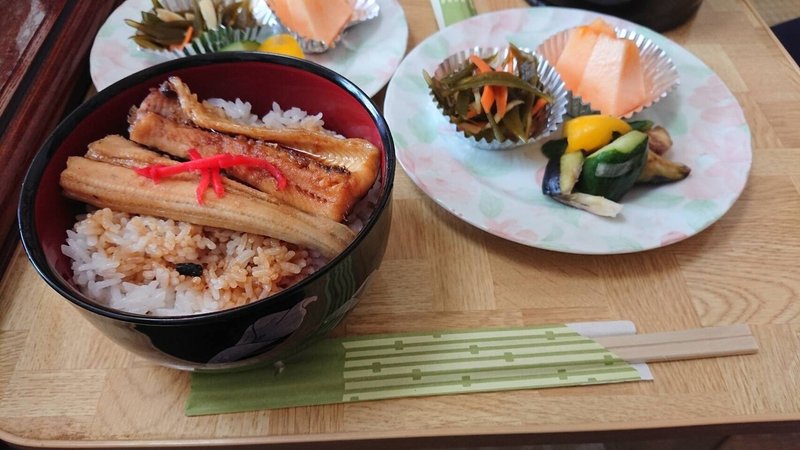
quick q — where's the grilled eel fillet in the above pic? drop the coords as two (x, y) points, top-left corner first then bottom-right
(163, 77), (380, 194)
(64, 135), (355, 258)
(133, 79), (381, 220)
(87, 135), (289, 204)
(129, 110), (358, 221)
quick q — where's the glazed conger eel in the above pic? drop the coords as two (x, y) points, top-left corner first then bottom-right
(60, 156), (355, 258)
(164, 76), (380, 191)
(129, 111), (360, 222)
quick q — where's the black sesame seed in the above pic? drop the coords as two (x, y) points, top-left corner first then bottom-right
(175, 263), (203, 277)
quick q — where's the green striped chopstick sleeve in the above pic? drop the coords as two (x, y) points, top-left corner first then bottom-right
(339, 326), (638, 402)
(186, 324), (642, 416)
(431, 0), (478, 29)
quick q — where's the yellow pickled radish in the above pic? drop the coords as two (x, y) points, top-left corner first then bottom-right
(564, 114), (632, 153)
(258, 34), (305, 58)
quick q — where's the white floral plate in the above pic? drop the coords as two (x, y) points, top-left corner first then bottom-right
(384, 7), (751, 254)
(90, 0), (408, 96)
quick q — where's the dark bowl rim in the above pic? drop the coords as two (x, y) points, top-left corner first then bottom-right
(18, 52), (396, 326)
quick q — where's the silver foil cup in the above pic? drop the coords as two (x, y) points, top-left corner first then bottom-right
(536, 26), (679, 119)
(258, 0), (380, 54)
(430, 46), (569, 151)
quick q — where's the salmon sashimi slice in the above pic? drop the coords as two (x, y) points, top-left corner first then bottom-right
(267, 0), (354, 46)
(554, 18), (618, 92)
(586, 18), (617, 36)
(555, 26), (604, 92)
(128, 111), (360, 222)
(162, 77), (380, 199)
(61, 154), (355, 259)
(554, 18), (649, 117)
(575, 34), (646, 117)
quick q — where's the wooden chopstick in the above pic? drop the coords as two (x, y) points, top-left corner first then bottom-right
(594, 324), (758, 363)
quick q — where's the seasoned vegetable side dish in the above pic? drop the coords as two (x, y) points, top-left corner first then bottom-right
(540, 115), (690, 217)
(126, 0), (260, 51)
(424, 44), (553, 145)
(536, 17), (688, 216)
(60, 77), (380, 316)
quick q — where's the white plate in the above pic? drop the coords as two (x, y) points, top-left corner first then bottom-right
(384, 7), (752, 254)
(90, 0), (408, 97)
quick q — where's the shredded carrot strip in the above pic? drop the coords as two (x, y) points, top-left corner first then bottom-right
(468, 55), (493, 73)
(480, 88), (494, 114)
(169, 26), (194, 51)
(531, 97), (549, 117)
(469, 55), (496, 114)
(495, 52), (517, 120)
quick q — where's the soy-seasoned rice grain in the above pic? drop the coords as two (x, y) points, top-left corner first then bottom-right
(63, 208), (322, 315)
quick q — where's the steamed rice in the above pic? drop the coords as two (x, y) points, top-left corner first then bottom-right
(204, 98), (341, 136)
(62, 209), (322, 316)
(62, 101), (377, 316)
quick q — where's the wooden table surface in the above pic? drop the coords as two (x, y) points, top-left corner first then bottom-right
(2, 0), (800, 448)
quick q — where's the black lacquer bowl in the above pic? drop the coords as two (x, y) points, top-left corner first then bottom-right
(18, 53), (394, 371)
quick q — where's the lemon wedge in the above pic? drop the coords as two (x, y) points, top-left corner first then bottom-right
(258, 34), (305, 59)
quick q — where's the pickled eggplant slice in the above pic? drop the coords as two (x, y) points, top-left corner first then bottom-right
(542, 150), (583, 196)
(637, 150), (691, 184)
(554, 193), (623, 218)
(646, 125), (673, 155)
(541, 138), (567, 160)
